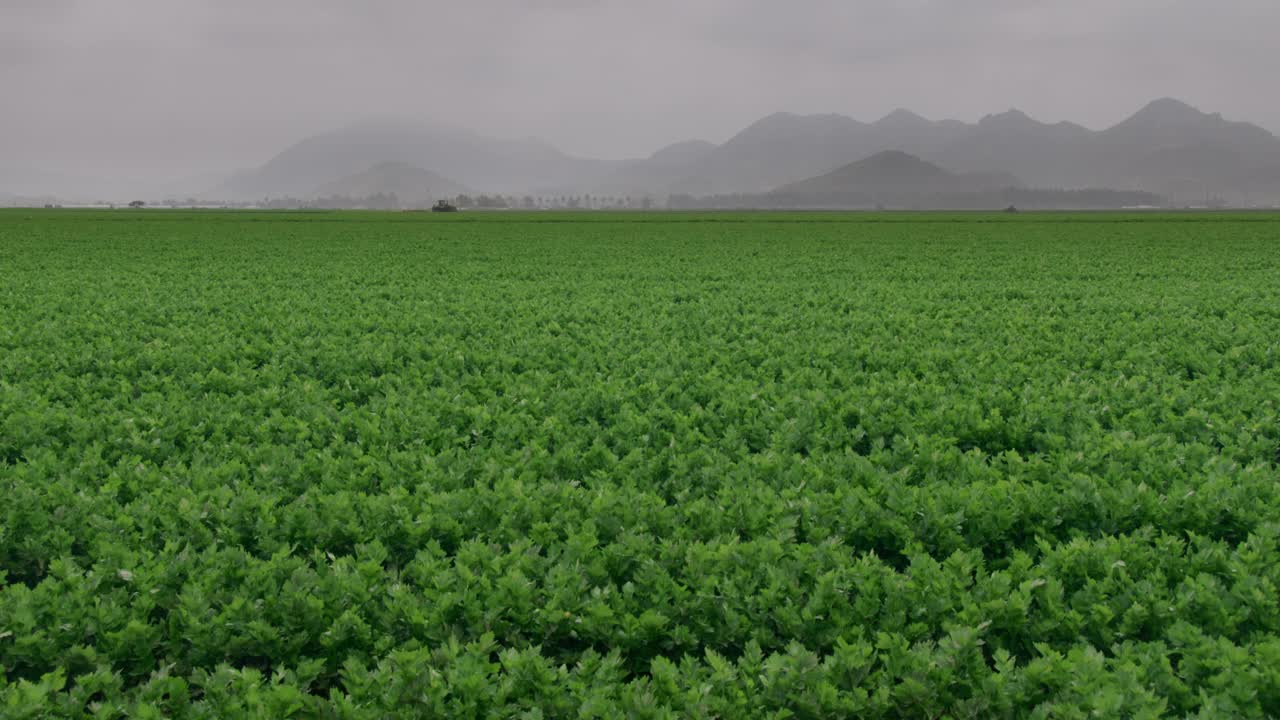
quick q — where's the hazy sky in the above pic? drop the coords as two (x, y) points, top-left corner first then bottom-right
(4, 0), (1279, 183)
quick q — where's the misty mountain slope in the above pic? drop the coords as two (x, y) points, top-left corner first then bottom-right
(1102, 98), (1279, 151)
(649, 140), (717, 165)
(671, 98), (1280, 202)
(1092, 98), (1280, 197)
(584, 140), (717, 195)
(669, 113), (875, 195)
(741, 150), (1163, 210)
(669, 108), (1056, 197)
(922, 99), (1280, 198)
(923, 109), (1097, 188)
(772, 150), (1018, 197)
(210, 119), (618, 199)
(312, 162), (470, 206)
(868, 110), (971, 157)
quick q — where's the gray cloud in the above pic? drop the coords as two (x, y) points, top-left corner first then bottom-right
(3, 0), (1278, 189)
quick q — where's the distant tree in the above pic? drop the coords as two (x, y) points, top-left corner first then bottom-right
(456, 194), (475, 208)
(128, 200), (145, 208)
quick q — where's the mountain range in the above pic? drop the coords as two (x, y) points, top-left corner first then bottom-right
(659, 99), (1280, 202)
(168, 99), (1280, 205)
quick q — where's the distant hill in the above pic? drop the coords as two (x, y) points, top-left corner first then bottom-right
(668, 112), (873, 195)
(763, 151), (1019, 208)
(773, 150), (1018, 196)
(927, 110), (1097, 188)
(312, 162), (469, 207)
(209, 118), (614, 200)
(583, 140), (716, 196)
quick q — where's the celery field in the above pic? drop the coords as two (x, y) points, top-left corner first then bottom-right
(2, 210), (1280, 717)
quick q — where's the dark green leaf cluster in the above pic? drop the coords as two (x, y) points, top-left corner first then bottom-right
(2, 210), (1280, 717)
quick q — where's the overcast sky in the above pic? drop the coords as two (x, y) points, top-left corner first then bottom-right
(4, 0), (1279, 183)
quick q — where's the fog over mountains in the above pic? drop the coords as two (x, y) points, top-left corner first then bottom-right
(7, 99), (1280, 207)
(193, 98), (1280, 207)
(655, 98), (1280, 203)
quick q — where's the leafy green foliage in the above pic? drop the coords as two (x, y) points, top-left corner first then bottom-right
(2, 209), (1280, 717)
